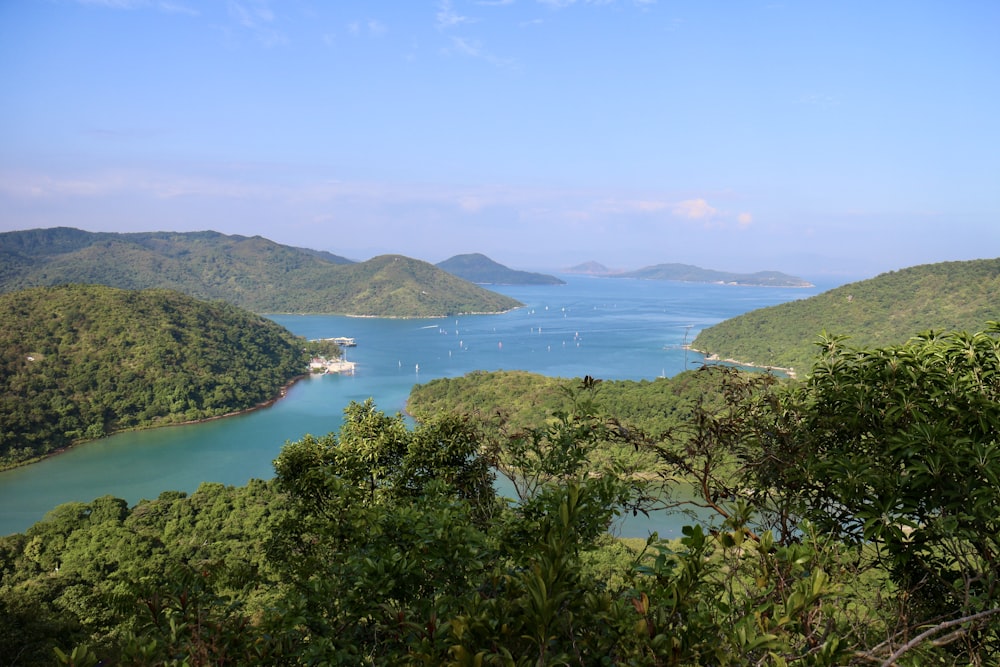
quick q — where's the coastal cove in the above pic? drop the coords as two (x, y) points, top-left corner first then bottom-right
(0, 276), (832, 537)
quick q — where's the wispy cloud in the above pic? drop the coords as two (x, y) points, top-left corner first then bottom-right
(74, 0), (199, 14)
(796, 93), (838, 108)
(75, 0), (141, 6)
(0, 168), (263, 200)
(227, 0), (287, 46)
(348, 19), (388, 37)
(444, 36), (514, 67)
(228, 0), (272, 27)
(672, 198), (717, 220)
(437, 0), (475, 30)
(536, 0), (655, 7)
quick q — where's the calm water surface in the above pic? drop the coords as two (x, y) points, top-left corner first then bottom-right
(0, 277), (830, 536)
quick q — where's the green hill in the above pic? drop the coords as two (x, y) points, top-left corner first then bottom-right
(329, 254), (523, 316)
(0, 284), (323, 469)
(0, 228), (522, 317)
(617, 262), (813, 287)
(691, 258), (1000, 375)
(437, 253), (565, 285)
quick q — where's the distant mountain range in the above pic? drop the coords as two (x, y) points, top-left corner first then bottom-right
(437, 253), (565, 285)
(562, 261), (811, 286)
(0, 228), (522, 317)
(692, 258), (1000, 374)
(615, 263), (813, 287)
(563, 261), (621, 276)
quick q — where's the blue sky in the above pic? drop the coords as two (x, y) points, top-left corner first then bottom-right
(1, 1), (997, 280)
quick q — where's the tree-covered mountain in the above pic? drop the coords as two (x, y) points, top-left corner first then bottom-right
(0, 228), (522, 317)
(616, 262), (813, 287)
(436, 253), (565, 285)
(0, 284), (331, 469)
(331, 254), (522, 316)
(691, 257), (1000, 374)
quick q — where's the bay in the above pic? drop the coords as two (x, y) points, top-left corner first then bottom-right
(0, 276), (829, 537)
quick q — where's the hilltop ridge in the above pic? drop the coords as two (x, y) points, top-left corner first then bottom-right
(0, 228), (522, 317)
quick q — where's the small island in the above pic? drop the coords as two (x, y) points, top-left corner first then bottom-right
(437, 253), (566, 285)
(614, 263), (813, 287)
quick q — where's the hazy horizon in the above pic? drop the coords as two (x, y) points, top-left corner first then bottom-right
(2, 2), (997, 281)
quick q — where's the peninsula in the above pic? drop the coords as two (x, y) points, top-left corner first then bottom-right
(0, 284), (336, 469)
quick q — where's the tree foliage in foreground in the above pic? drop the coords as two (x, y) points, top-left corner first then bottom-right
(2, 326), (1000, 664)
(0, 284), (331, 469)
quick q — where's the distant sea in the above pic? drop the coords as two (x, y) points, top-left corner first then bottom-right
(0, 276), (834, 537)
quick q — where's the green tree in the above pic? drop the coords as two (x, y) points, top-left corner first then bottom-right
(780, 327), (1000, 661)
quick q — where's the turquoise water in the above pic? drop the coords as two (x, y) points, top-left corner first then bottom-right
(0, 276), (827, 537)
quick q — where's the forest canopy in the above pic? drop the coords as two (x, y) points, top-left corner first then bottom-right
(0, 284), (327, 469)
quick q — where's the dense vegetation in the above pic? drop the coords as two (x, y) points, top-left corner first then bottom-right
(2, 325), (999, 665)
(0, 284), (334, 469)
(408, 369), (727, 441)
(436, 253), (566, 285)
(0, 228), (523, 317)
(616, 263), (812, 287)
(692, 257), (1000, 374)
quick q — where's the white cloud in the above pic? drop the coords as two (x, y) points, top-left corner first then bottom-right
(737, 212), (753, 227)
(672, 198), (717, 219)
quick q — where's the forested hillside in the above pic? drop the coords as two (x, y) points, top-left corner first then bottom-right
(0, 228), (522, 317)
(329, 254), (522, 316)
(692, 257), (1000, 374)
(0, 285), (326, 469)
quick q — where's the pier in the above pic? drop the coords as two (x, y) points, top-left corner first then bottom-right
(326, 336), (356, 347)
